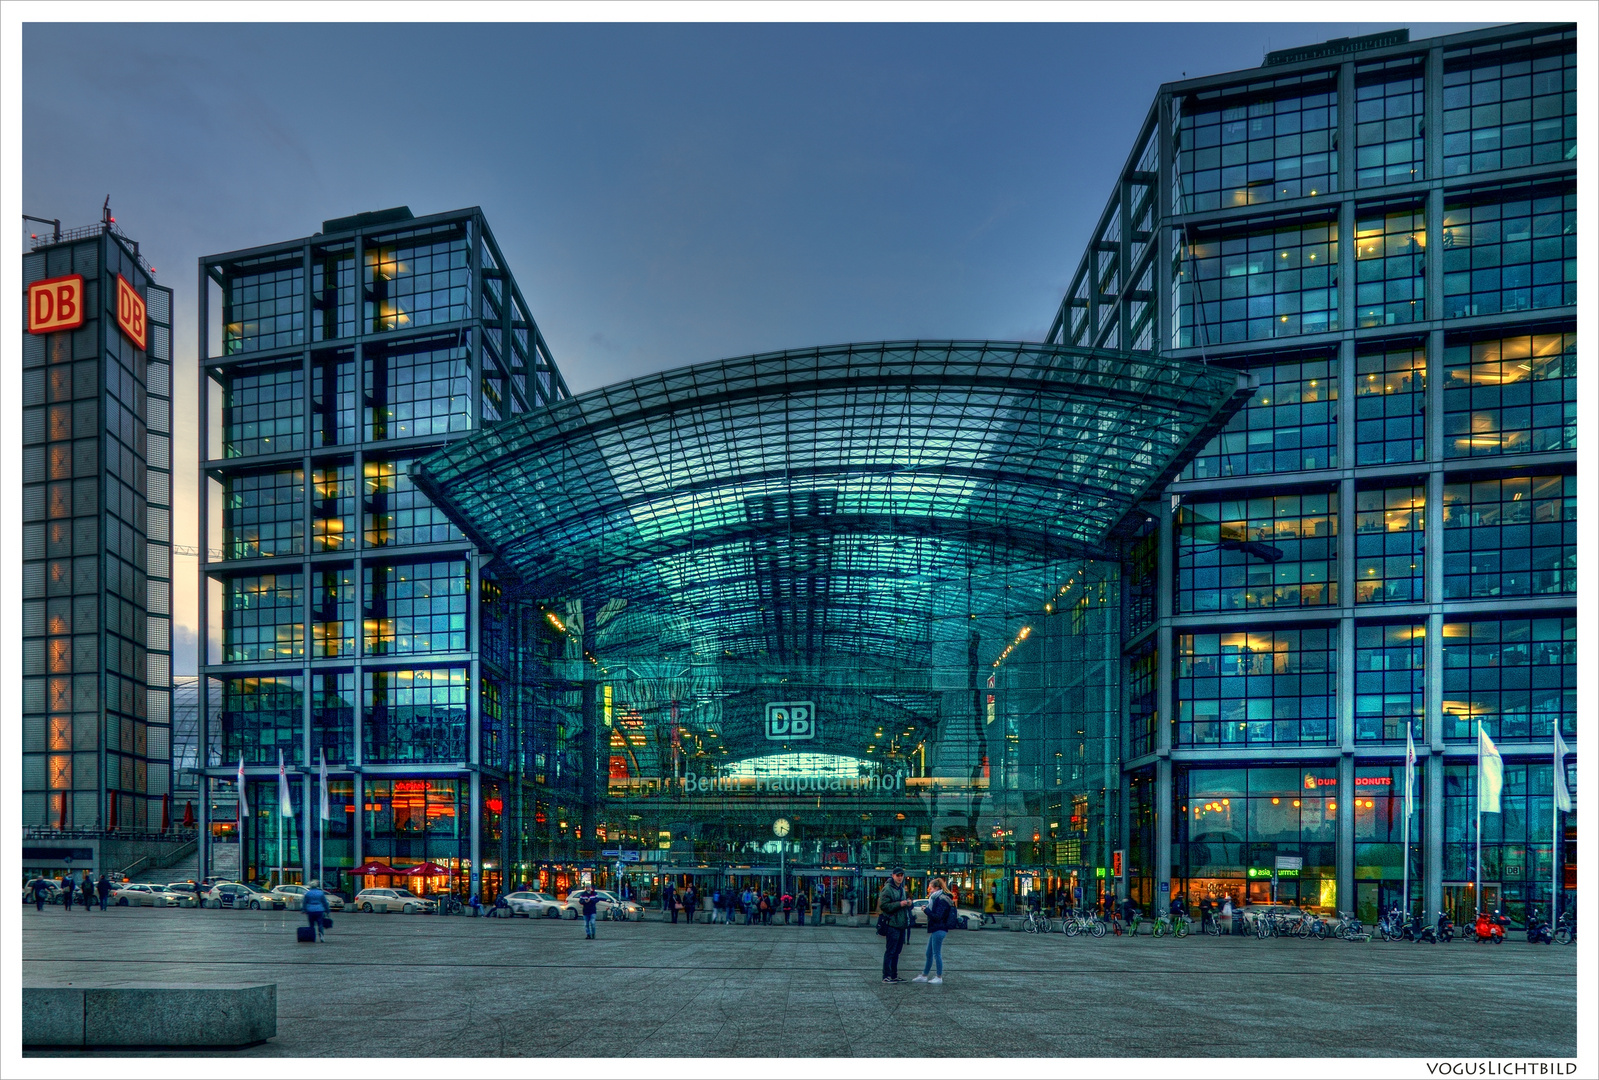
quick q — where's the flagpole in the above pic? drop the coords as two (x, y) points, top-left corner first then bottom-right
(1402, 722), (1411, 920)
(1474, 720), (1482, 917)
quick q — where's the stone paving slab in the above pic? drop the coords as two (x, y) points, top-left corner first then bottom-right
(20, 906), (1576, 1058)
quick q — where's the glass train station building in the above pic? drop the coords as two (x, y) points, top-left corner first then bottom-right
(194, 22), (1576, 925)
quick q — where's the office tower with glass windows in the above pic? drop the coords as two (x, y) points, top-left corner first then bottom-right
(21, 216), (176, 840)
(196, 206), (569, 896)
(1047, 23), (1577, 925)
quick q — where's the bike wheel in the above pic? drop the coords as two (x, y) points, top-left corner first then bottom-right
(1176, 921), (1188, 938)
(1024, 920), (1038, 934)
(1091, 921), (1107, 938)
(1555, 928), (1573, 945)
(1064, 920), (1080, 937)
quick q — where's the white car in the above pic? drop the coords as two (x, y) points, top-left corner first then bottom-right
(911, 897), (988, 930)
(562, 889), (643, 920)
(354, 887), (437, 914)
(269, 884), (345, 912)
(112, 883), (190, 908)
(503, 891), (564, 918)
(204, 882), (286, 910)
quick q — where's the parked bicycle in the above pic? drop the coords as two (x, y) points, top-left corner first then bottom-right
(1555, 909), (1576, 945)
(1023, 909), (1054, 934)
(1151, 911), (1189, 938)
(434, 895), (464, 916)
(1376, 907), (1408, 942)
(1061, 908), (1108, 938)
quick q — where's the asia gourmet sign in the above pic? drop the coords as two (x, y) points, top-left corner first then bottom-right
(27, 275), (85, 335)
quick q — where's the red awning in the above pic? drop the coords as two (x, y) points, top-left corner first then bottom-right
(401, 862), (451, 876)
(350, 861), (398, 875)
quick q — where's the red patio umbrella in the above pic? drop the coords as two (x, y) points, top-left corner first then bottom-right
(160, 793), (171, 833)
(350, 860), (398, 875)
(401, 861), (451, 876)
(182, 801), (196, 828)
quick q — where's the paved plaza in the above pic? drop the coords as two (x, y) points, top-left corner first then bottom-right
(22, 906), (1577, 1058)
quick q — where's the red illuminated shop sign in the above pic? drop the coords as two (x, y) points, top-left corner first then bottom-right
(27, 274), (85, 335)
(1303, 775), (1338, 789)
(1353, 776), (1392, 787)
(116, 274), (147, 350)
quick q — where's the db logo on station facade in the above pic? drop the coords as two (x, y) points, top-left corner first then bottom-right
(27, 274), (85, 335)
(765, 701), (816, 742)
(116, 274), (148, 351)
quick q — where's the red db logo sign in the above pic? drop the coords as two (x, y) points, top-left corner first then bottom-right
(116, 274), (147, 350)
(27, 275), (85, 335)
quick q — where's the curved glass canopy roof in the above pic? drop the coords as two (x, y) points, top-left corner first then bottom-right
(414, 340), (1249, 764)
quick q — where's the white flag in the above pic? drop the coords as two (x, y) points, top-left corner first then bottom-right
(236, 755), (249, 818)
(1554, 728), (1572, 814)
(318, 749), (331, 821)
(278, 749), (295, 818)
(1478, 726), (1504, 814)
(1404, 722), (1416, 821)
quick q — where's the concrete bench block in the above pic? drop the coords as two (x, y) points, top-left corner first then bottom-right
(25, 984), (276, 1047)
(22, 987), (83, 1046)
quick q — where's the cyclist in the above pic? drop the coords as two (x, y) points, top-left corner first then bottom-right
(1120, 896), (1140, 936)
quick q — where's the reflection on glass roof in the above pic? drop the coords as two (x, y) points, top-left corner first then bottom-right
(415, 340), (1248, 761)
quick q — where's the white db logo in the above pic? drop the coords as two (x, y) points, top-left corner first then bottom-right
(765, 702), (816, 742)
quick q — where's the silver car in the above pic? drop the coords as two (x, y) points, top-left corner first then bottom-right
(504, 891), (564, 918)
(112, 883), (188, 907)
(354, 887), (437, 914)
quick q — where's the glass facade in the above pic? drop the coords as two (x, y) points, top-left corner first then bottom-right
(1442, 473), (1576, 599)
(1355, 342), (1426, 464)
(200, 207), (570, 892)
(1442, 329), (1576, 458)
(1176, 492), (1336, 611)
(1175, 629), (1337, 748)
(1440, 617), (1576, 741)
(1182, 357), (1337, 478)
(1176, 217), (1338, 346)
(1354, 485), (1424, 604)
(1441, 186), (1577, 318)
(1048, 21), (1577, 922)
(1354, 207), (1425, 328)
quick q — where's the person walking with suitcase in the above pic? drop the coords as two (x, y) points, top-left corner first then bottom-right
(303, 880), (330, 942)
(878, 867), (914, 983)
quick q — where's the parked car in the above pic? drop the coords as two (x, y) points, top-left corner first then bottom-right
(503, 891), (564, 918)
(910, 897), (988, 931)
(354, 887), (437, 914)
(204, 882), (286, 910)
(561, 888), (642, 920)
(112, 883), (191, 907)
(269, 884), (346, 912)
(167, 882), (209, 904)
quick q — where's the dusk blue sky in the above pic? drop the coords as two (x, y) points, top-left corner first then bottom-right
(22, 19), (1485, 665)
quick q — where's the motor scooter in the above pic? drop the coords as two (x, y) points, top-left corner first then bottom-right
(1472, 909), (1507, 944)
(1525, 909), (1554, 945)
(1408, 909), (1436, 943)
(1435, 910), (1454, 943)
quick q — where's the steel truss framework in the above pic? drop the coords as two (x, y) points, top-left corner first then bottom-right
(415, 341), (1249, 765)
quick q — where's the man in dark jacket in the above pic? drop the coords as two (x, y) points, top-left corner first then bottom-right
(97, 874), (112, 910)
(579, 886), (600, 939)
(31, 878), (51, 912)
(60, 873), (74, 911)
(681, 885), (696, 925)
(877, 867), (914, 983)
(664, 880), (678, 923)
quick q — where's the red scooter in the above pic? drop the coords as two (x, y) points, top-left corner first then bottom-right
(1473, 909), (1510, 944)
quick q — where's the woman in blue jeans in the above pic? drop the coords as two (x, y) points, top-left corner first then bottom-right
(913, 878), (956, 984)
